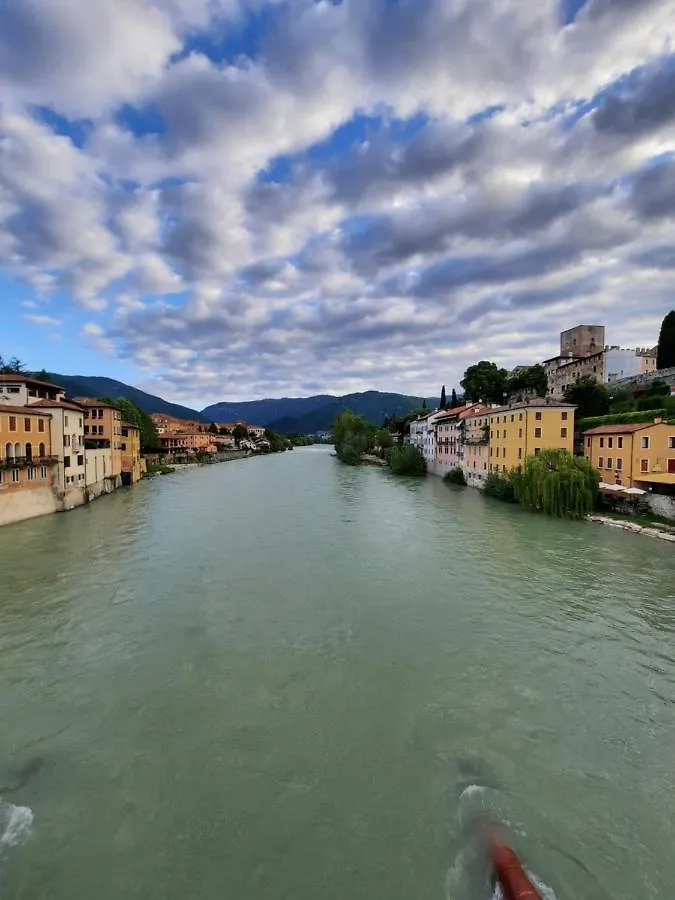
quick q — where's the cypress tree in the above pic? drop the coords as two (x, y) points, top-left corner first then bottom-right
(656, 310), (675, 369)
(440, 385), (447, 409)
(451, 388), (458, 407)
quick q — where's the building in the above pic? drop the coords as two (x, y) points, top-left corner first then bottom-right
(462, 407), (493, 488)
(604, 347), (649, 383)
(433, 404), (491, 476)
(0, 405), (58, 526)
(120, 423), (145, 484)
(28, 399), (87, 510)
(0, 373), (66, 405)
(157, 432), (217, 454)
(489, 399), (576, 475)
(560, 325), (605, 358)
(150, 414), (207, 435)
(409, 410), (444, 467)
(75, 399), (123, 485)
(544, 350), (605, 399)
(583, 420), (675, 489)
(636, 347), (658, 374)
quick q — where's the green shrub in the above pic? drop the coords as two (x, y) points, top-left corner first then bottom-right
(443, 468), (467, 486)
(512, 449), (598, 520)
(577, 410), (668, 432)
(387, 444), (427, 476)
(484, 473), (517, 503)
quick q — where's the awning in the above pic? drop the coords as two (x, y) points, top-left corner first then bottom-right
(632, 473), (675, 485)
(623, 487), (647, 496)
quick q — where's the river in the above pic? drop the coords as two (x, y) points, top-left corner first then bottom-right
(1, 447), (674, 899)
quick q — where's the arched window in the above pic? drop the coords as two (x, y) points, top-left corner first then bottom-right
(14, 442), (22, 458)
(39, 442), (46, 457)
(25, 442), (33, 460)
(4, 442), (12, 459)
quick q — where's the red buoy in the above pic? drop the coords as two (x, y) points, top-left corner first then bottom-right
(488, 836), (542, 900)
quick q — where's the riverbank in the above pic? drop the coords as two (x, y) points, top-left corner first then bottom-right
(588, 513), (675, 543)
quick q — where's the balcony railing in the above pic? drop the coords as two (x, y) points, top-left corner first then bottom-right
(0, 455), (59, 469)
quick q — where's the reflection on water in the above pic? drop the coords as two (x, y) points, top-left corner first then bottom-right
(1, 448), (674, 900)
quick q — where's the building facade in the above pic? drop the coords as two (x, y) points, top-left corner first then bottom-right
(150, 414), (207, 434)
(121, 423), (145, 484)
(0, 406), (58, 526)
(489, 400), (575, 475)
(76, 399), (123, 483)
(433, 404), (491, 477)
(0, 374), (66, 405)
(462, 408), (493, 488)
(158, 432), (218, 454)
(584, 420), (675, 489)
(28, 399), (86, 509)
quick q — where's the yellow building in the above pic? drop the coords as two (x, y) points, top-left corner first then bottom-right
(489, 399), (575, 475)
(584, 419), (675, 489)
(0, 405), (58, 526)
(75, 398), (123, 481)
(121, 422), (145, 484)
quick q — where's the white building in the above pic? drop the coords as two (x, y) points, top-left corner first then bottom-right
(604, 347), (647, 383)
(29, 400), (87, 510)
(410, 410), (445, 468)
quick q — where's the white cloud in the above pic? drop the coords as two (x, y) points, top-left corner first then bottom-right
(22, 313), (60, 326)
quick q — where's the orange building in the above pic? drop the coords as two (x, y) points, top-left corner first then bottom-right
(584, 419), (675, 489)
(0, 405), (58, 526)
(158, 432), (217, 454)
(150, 413), (207, 434)
(75, 398), (123, 480)
(121, 422), (145, 484)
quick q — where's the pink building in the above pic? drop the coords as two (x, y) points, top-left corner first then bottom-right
(433, 404), (493, 476)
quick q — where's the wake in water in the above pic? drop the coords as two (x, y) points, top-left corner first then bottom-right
(445, 781), (557, 900)
(0, 800), (33, 860)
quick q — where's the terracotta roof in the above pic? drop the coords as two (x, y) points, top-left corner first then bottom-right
(121, 421), (141, 430)
(29, 399), (86, 412)
(584, 422), (654, 435)
(0, 404), (52, 416)
(0, 373), (64, 390)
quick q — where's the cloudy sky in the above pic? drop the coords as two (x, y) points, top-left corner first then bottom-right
(1, 0), (673, 407)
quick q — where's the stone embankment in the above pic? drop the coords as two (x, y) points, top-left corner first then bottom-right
(588, 514), (675, 544)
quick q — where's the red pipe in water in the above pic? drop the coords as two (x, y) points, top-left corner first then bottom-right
(488, 836), (542, 900)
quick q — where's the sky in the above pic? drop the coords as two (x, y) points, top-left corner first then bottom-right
(1, 0), (674, 408)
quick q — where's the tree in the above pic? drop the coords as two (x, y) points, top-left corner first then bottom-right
(563, 376), (610, 419)
(233, 423), (249, 446)
(219, 426), (231, 435)
(506, 364), (548, 399)
(512, 449), (599, 520)
(440, 385), (447, 409)
(460, 361), (508, 403)
(32, 369), (51, 382)
(208, 422), (219, 434)
(0, 356), (26, 374)
(387, 444), (427, 476)
(656, 310), (675, 370)
(332, 409), (375, 464)
(421, 398), (427, 409)
(113, 397), (159, 450)
(450, 388), (459, 407)
(375, 428), (393, 455)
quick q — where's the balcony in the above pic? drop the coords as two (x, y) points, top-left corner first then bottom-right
(0, 455), (59, 469)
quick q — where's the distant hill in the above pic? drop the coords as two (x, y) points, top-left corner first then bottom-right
(266, 391), (439, 434)
(47, 374), (209, 422)
(201, 394), (335, 426)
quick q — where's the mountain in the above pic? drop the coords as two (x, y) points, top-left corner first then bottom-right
(266, 391), (439, 434)
(47, 374), (209, 422)
(201, 394), (335, 426)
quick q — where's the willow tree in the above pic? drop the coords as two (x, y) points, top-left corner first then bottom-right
(513, 449), (599, 520)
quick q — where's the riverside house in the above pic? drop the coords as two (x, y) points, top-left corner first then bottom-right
(489, 399), (575, 475)
(433, 404), (492, 477)
(462, 407), (493, 488)
(583, 419), (675, 506)
(76, 398), (123, 486)
(0, 405), (57, 527)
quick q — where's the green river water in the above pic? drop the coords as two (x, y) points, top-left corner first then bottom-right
(1, 447), (674, 899)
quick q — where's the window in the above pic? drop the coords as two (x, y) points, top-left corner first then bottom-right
(490, 431), (493, 440)
(669, 437), (675, 450)
(40, 466), (47, 479)
(0, 470), (3, 484)
(586, 437), (591, 448)
(518, 447), (522, 460)
(606, 457), (613, 469)
(640, 459), (649, 473)
(27, 467), (35, 481)
(535, 411), (542, 421)
(616, 458), (623, 471)
(490, 447), (493, 457)
(561, 428), (568, 438)
(519, 413), (523, 421)
(79, 473), (84, 481)
(121, 443), (127, 451)
(12, 469), (20, 483)
(77, 454), (84, 466)
(99, 425), (104, 435)
(598, 457), (604, 468)
(503, 447), (506, 458)
(502, 465), (507, 473)
(64, 415), (69, 427)
(79, 418), (83, 428)
(618, 437), (623, 449)
(39, 442), (45, 457)
(9, 416), (16, 432)
(7, 386), (19, 394)
(519, 428), (523, 438)
(561, 412), (568, 421)
(641, 436), (649, 449)
(534, 448), (541, 456)
(64, 455), (71, 468)
(608, 437), (613, 448)
(84, 425), (89, 435)
(64, 434), (71, 447)
(511, 414), (514, 422)
(534, 427), (542, 438)
(599, 437), (604, 448)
